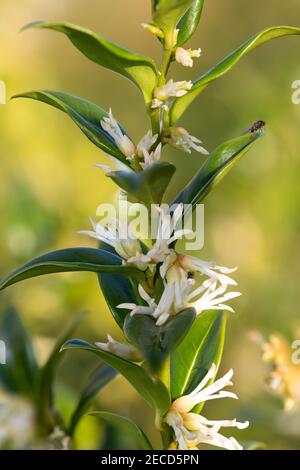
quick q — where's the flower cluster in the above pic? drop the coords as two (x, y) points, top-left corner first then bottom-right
(81, 204), (241, 327)
(99, 109), (208, 169)
(165, 364), (249, 450)
(251, 332), (300, 411)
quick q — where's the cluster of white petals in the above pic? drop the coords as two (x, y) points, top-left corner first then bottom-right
(151, 79), (193, 109)
(81, 204), (241, 325)
(165, 127), (209, 155)
(95, 334), (141, 361)
(100, 111), (163, 170)
(101, 109), (136, 161)
(80, 217), (148, 271)
(175, 47), (202, 68)
(100, 204), (241, 326)
(165, 364), (249, 450)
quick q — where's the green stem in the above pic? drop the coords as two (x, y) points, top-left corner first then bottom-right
(149, 48), (173, 135)
(158, 355), (171, 390)
(158, 49), (173, 86)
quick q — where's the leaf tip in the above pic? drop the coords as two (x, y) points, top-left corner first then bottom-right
(20, 21), (45, 33)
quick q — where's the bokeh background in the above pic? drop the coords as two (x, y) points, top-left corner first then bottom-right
(1, 0), (300, 449)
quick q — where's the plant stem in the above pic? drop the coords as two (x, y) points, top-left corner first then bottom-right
(149, 48), (173, 135)
(158, 49), (173, 86)
(158, 355), (171, 390)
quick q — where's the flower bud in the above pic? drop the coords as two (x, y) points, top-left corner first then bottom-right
(141, 23), (164, 39)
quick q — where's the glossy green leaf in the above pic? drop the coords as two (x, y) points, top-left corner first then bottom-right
(171, 311), (227, 409)
(124, 308), (196, 373)
(23, 22), (158, 103)
(13, 90), (129, 163)
(62, 339), (171, 417)
(109, 162), (176, 205)
(98, 274), (139, 329)
(171, 26), (300, 123)
(90, 411), (153, 450)
(0, 247), (142, 291)
(69, 364), (117, 436)
(36, 311), (87, 430)
(97, 242), (141, 329)
(153, 1), (194, 43)
(173, 125), (264, 216)
(0, 307), (38, 397)
(177, 0), (205, 46)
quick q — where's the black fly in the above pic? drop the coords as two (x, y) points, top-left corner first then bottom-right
(244, 120), (266, 134)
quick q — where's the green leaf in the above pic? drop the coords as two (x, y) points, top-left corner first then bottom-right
(69, 364), (117, 436)
(36, 311), (87, 431)
(124, 308), (196, 373)
(13, 90), (129, 163)
(153, 0), (194, 45)
(171, 26), (300, 123)
(0, 307), (38, 397)
(171, 310), (227, 411)
(0, 247), (143, 291)
(97, 242), (141, 329)
(98, 274), (139, 329)
(173, 125), (264, 215)
(90, 411), (153, 450)
(108, 162), (176, 205)
(62, 339), (171, 417)
(22, 22), (158, 104)
(177, 0), (205, 47)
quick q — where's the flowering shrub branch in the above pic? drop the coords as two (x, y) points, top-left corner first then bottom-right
(1, 0), (300, 450)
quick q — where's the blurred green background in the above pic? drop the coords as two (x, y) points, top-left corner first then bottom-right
(1, 0), (300, 449)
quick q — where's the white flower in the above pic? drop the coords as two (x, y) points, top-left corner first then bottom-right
(95, 334), (141, 361)
(101, 109), (136, 160)
(80, 217), (147, 270)
(95, 155), (133, 175)
(152, 80), (193, 109)
(147, 204), (191, 264)
(140, 143), (162, 169)
(178, 255), (241, 309)
(136, 130), (158, 158)
(154, 253), (241, 324)
(118, 284), (157, 316)
(153, 264), (195, 325)
(166, 127), (209, 155)
(175, 47), (201, 68)
(165, 364), (249, 450)
(189, 280), (242, 314)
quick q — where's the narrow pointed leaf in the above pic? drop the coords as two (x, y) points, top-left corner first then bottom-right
(171, 310), (227, 409)
(69, 364), (117, 436)
(62, 339), (171, 417)
(23, 22), (158, 103)
(97, 242), (141, 329)
(173, 125), (264, 215)
(171, 26), (300, 123)
(0, 307), (38, 397)
(0, 248), (142, 291)
(90, 411), (153, 450)
(124, 308), (196, 373)
(13, 90), (129, 163)
(176, 0), (205, 46)
(98, 274), (139, 328)
(108, 162), (176, 205)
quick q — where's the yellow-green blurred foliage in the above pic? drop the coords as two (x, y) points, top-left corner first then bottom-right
(1, 0), (300, 449)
